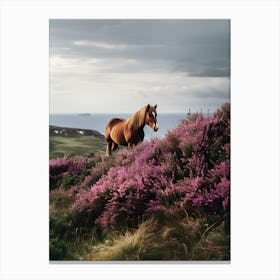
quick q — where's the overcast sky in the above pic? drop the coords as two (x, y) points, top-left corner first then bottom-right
(50, 19), (230, 113)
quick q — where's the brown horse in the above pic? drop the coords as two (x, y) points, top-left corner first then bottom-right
(104, 104), (158, 155)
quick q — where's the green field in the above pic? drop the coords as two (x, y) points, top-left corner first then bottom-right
(49, 126), (107, 158)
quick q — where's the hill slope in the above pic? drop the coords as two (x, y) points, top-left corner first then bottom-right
(49, 103), (230, 261)
(49, 125), (106, 158)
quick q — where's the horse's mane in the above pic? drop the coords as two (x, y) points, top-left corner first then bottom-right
(126, 106), (147, 130)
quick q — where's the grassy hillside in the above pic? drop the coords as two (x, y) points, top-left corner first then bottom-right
(49, 103), (230, 261)
(49, 126), (106, 158)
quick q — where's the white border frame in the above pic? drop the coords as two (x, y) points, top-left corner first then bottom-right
(1, 0), (279, 279)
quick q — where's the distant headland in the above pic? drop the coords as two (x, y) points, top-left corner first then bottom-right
(78, 113), (91, 117)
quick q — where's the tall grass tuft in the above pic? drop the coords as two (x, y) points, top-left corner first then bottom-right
(84, 215), (229, 261)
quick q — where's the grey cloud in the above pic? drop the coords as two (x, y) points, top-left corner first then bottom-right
(50, 19), (230, 77)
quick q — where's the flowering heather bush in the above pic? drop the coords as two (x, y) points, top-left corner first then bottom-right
(70, 103), (230, 230)
(49, 156), (95, 190)
(71, 142), (166, 228)
(50, 157), (72, 177)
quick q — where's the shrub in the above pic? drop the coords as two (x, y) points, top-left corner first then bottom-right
(49, 215), (72, 260)
(70, 103), (230, 230)
(49, 156), (96, 190)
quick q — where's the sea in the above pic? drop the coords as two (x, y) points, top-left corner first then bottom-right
(49, 113), (188, 139)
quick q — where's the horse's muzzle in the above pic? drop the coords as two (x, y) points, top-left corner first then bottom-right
(154, 125), (159, 132)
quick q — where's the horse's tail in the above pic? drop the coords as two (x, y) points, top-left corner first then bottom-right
(104, 122), (111, 141)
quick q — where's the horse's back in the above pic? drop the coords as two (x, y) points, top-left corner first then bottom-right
(106, 118), (125, 127)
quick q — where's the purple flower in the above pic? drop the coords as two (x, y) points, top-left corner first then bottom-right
(68, 103), (230, 229)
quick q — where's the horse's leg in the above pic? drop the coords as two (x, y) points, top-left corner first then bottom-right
(112, 142), (118, 151)
(106, 139), (113, 156)
(128, 142), (133, 150)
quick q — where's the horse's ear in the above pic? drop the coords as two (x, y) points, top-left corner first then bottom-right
(154, 104), (157, 110)
(146, 104), (150, 111)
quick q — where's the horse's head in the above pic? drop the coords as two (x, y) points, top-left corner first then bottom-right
(145, 104), (159, 132)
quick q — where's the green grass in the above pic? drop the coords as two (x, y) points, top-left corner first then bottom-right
(49, 187), (230, 261)
(85, 221), (152, 261)
(81, 217), (230, 261)
(50, 135), (106, 159)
